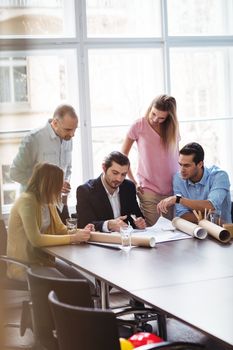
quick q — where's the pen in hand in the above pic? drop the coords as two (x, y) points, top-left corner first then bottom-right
(130, 214), (146, 229)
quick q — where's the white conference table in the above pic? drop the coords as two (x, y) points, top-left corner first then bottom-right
(43, 237), (233, 348)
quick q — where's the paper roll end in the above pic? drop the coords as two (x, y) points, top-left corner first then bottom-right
(219, 229), (231, 243)
(171, 217), (179, 226)
(193, 227), (208, 239)
(149, 237), (156, 248)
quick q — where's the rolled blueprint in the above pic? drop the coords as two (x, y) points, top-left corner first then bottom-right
(199, 219), (231, 243)
(90, 232), (156, 248)
(172, 217), (207, 239)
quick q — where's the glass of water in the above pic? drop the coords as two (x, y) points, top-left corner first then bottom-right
(66, 218), (77, 231)
(120, 224), (133, 251)
(209, 210), (222, 226)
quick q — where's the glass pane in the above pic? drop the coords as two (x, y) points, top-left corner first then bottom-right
(0, 67), (10, 102)
(0, 140), (21, 207)
(86, 0), (161, 38)
(1, 162), (18, 207)
(2, 165), (14, 184)
(89, 48), (164, 127)
(92, 126), (138, 178)
(13, 66), (28, 102)
(170, 47), (233, 121)
(3, 189), (17, 205)
(179, 119), (233, 182)
(168, 0), (233, 36)
(0, 50), (78, 131)
(70, 128), (82, 208)
(0, 0), (75, 38)
(0, 49), (80, 207)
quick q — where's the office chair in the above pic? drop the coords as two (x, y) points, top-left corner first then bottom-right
(49, 290), (205, 350)
(0, 219), (80, 348)
(0, 219), (32, 342)
(27, 268), (94, 350)
(0, 255), (33, 346)
(27, 267), (139, 348)
(0, 219), (28, 291)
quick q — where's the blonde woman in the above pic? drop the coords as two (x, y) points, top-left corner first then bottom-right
(121, 95), (180, 226)
(7, 163), (94, 282)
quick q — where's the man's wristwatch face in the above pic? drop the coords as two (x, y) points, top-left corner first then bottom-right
(176, 194), (182, 203)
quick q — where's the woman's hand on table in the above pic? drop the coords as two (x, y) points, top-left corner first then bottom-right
(70, 223), (95, 244)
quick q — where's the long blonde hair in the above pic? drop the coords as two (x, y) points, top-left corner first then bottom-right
(145, 94), (179, 149)
(26, 163), (63, 205)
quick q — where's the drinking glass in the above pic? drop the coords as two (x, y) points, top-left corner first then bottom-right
(120, 224), (133, 251)
(66, 218), (77, 231)
(209, 210), (221, 226)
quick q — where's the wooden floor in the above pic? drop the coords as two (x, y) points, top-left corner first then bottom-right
(2, 289), (230, 350)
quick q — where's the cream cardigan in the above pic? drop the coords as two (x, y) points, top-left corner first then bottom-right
(7, 192), (70, 281)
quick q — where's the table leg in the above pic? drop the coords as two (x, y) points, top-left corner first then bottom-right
(100, 281), (110, 309)
(157, 313), (167, 340)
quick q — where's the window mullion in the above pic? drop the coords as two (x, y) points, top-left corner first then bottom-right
(76, 0), (94, 180)
(161, 0), (171, 94)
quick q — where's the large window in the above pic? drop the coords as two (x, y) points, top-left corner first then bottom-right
(88, 47), (164, 176)
(0, 50), (80, 211)
(0, 0), (233, 217)
(170, 47), (233, 120)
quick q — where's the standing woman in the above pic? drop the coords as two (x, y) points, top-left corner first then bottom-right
(7, 162), (93, 282)
(121, 94), (179, 226)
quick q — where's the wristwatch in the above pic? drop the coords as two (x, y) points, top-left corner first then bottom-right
(175, 194), (182, 204)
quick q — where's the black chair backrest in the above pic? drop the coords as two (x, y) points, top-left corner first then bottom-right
(49, 290), (121, 350)
(27, 268), (93, 350)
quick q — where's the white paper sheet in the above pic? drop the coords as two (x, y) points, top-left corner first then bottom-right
(132, 216), (192, 243)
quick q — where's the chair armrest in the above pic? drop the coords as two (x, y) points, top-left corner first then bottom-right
(0, 255), (30, 269)
(115, 306), (157, 317)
